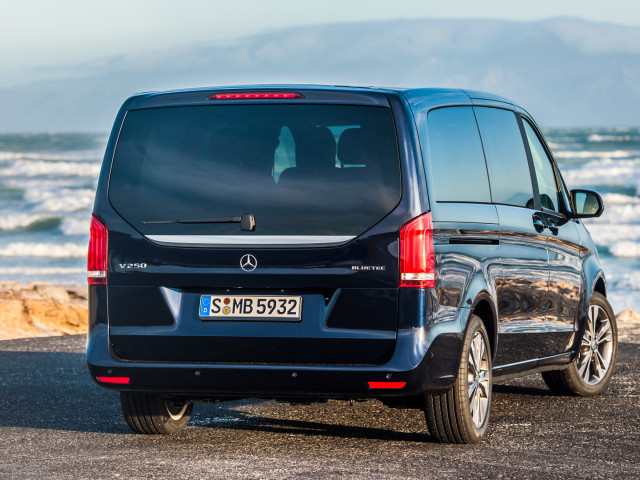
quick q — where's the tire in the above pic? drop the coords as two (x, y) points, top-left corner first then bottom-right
(542, 292), (617, 396)
(424, 315), (492, 444)
(120, 392), (193, 435)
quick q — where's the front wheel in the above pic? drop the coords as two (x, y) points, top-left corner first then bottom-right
(424, 315), (492, 444)
(120, 392), (193, 435)
(542, 292), (617, 396)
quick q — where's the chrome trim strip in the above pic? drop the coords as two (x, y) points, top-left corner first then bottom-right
(493, 352), (571, 371)
(145, 235), (356, 247)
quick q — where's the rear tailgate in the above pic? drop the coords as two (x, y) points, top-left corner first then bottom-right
(102, 89), (416, 366)
(107, 223), (400, 365)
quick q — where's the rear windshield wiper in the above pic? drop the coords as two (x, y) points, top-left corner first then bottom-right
(143, 213), (256, 231)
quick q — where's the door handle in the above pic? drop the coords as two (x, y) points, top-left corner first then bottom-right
(547, 221), (559, 235)
(532, 217), (545, 233)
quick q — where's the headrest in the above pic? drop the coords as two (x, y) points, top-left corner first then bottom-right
(338, 128), (368, 166)
(295, 126), (336, 169)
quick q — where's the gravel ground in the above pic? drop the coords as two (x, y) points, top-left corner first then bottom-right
(0, 335), (638, 479)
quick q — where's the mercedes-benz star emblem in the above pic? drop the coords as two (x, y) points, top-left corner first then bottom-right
(240, 254), (257, 272)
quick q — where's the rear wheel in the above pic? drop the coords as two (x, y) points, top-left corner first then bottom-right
(424, 315), (492, 444)
(542, 292), (617, 396)
(120, 392), (193, 435)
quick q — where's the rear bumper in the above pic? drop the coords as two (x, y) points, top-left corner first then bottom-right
(86, 313), (467, 398)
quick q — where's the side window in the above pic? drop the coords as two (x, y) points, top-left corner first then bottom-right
(523, 120), (562, 212)
(474, 107), (534, 208)
(426, 107), (491, 203)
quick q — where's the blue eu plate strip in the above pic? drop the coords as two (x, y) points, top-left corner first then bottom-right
(200, 296), (211, 316)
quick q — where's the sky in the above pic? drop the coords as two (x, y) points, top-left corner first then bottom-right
(1, 0), (640, 87)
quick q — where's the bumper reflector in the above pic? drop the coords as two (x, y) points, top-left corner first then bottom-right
(368, 381), (407, 389)
(97, 376), (130, 384)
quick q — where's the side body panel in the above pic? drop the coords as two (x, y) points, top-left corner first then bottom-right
(493, 205), (550, 366)
(405, 90), (501, 359)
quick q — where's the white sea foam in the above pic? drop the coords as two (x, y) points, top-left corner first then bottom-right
(553, 150), (638, 159)
(60, 216), (91, 236)
(0, 150), (103, 162)
(600, 193), (640, 204)
(0, 242), (86, 258)
(1, 160), (100, 177)
(23, 188), (95, 213)
(609, 241), (640, 257)
(562, 158), (640, 188)
(584, 223), (640, 258)
(0, 214), (55, 231)
(0, 266), (85, 275)
(584, 223), (640, 243)
(587, 134), (638, 143)
(602, 266), (640, 312)
(590, 203), (640, 225)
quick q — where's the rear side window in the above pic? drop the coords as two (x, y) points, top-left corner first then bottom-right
(109, 105), (401, 236)
(426, 107), (491, 203)
(474, 107), (534, 208)
(523, 120), (562, 212)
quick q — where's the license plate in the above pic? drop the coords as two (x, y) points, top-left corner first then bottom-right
(199, 295), (302, 321)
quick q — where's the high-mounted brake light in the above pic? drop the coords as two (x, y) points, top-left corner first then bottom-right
(399, 213), (435, 288)
(208, 92), (304, 100)
(88, 214), (108, 285)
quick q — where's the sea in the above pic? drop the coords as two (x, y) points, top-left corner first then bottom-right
(0, 128), (639, 313)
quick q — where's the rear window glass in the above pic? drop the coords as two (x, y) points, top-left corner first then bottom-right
(426, 107), (491, 203)
(109, 105), (401, 236)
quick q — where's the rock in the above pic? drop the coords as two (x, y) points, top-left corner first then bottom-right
(0, 282), (88, 341)
(616, 309), (640, 344)
(617, 309), (640, 325)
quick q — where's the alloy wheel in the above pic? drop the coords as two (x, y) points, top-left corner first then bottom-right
(165, 398), (189, 420)
(578, 304), (614, 385)
(468, 332), (490, 428)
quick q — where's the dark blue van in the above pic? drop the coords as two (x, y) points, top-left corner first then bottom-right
(87, 86), (616, 443)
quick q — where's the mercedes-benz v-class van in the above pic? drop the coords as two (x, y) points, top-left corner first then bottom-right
(87, 86), (616, 444)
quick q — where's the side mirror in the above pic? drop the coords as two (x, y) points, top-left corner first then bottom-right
(571, 189), (604, 218)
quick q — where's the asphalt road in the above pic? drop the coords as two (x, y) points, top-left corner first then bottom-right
(0, 335), (638, 479)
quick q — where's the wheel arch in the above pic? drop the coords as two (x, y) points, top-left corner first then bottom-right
(469, 291), (498, 362)
(593, 275), (607, 298)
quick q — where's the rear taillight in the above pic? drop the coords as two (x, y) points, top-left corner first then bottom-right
(88, 214), (108, 285)
(399, 213), (435, 288)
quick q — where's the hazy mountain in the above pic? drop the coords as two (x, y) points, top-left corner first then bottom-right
(1, 16), (639, 131)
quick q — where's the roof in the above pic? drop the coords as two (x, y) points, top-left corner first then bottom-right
(124, 84), (518, 111)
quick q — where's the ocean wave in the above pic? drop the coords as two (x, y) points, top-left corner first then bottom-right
(0, 187), (23, 198)
(588, 196), (640, 224)
(0, 266), (85, 275)
(608, 241), (640, 258)
(600, 193), (640, 204)
(5, 177), (94, 191)
(60, 216), (90, 236)
(1, 160), (100, 177)
(585, 223), (640, 258)
(23, 188), (95, 213)
(561, 158), (640, 188)
(586, 223), (640, 243)
(553, 150), (639, 159)
(587, 134), (640, 143)
(0, 149), (103, 162)
(0, 214), (61, 232)
(0, 242), (86, 258)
